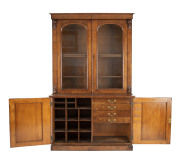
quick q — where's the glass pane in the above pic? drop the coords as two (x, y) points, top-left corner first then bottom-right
(98, 24), (123, 89)
(62, 24), (87, 89)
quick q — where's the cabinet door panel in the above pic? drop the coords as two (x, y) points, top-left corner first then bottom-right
(92, 20), (128, 94)
(55, 20), (92, 94)
(9, 98), (51, 147)
(133, 98), (172, 144)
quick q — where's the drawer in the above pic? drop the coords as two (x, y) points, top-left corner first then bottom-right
(93, 98), (131, 105)
(94, 110), (131, 117)
(94, 117), (131, 123)
(94, 103), (131, 111)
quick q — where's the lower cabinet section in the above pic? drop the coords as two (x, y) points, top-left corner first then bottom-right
(9, 97), (172, 150)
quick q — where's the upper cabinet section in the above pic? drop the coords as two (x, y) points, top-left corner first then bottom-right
(51, 14), (133, 95)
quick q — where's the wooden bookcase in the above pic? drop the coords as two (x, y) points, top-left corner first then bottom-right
(9, 13), (172, 151)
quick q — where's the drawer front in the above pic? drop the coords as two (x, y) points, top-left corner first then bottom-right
(94, 117), (131, 123)
(93, 98), (131, 105)
(94, 110), (131, 117)
(94, 103), (131, 111)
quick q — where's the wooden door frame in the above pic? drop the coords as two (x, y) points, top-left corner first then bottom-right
(133, 97), (172, 144)
(53, 20), (92, 94)
(9, 98), (51, 147)
(92, 20), (130, 94)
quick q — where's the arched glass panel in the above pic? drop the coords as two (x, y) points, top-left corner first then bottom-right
(97, 24), (123, 89)
(62, 24), (87, 89)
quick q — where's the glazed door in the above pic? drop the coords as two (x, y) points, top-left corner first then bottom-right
(9, 98), (51, 147)
(92, 20), (128, 94)
(133, 98), (172, 144)
(54, 20), (92, 94)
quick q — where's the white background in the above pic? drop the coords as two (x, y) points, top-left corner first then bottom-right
(0, 0), (180, 156)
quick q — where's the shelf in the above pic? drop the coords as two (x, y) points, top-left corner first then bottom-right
(62, 54), (86, 58)
(99, 76), (122, 78)
(79, 117), (91, 121)
(54, 129), (65, 132)
(93, 136), (129, 143)
(67, 118), (78, 121)
(54, 140), (65, 143)
(67, 102), (75, 104)
(54, 102), (65, 104)
(99, 54), (122, 58)
(54, 118), (65, 121)
(63, 76), (86, 78)
(79, 128), (91, 132)
(54, 108), (65, 110)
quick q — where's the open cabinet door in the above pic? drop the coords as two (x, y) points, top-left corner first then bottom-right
(133, 97), (172, 144)
(9, 98), (51, 147)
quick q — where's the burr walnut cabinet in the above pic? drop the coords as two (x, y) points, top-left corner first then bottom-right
(9, 13), (172, 151)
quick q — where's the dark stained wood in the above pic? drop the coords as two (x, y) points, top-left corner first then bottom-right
(50, 13), (134, 20)
(9, 98), (51, 147)
(133, 97), (172, 144)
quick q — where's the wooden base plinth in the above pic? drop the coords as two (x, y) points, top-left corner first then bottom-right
(51, 144), (133, 151)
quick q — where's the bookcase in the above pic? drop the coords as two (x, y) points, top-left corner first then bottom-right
(9, 13), (172, 151)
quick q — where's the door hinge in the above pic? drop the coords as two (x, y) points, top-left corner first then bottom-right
(52, 20), (57, 30)
(51, 136), (53, 141)
(50, 102), (53, 106)
(131, 135), (133, 141)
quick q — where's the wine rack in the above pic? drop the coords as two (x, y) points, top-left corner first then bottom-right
(53, 98), (91, 143)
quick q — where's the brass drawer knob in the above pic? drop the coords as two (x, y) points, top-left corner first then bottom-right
(114, 106), (116, 108)
(108, 112), (116, 116)
(108, 119), (111, 122)
(114, 119), (116, 122)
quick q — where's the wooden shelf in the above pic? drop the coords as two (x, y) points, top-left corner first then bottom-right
(63, 76), (86, 78)
(67, 118), (78, 121)
(54, 102), (65, 104)
(99, 76), (122, 78)
(54, 118), (65, 121)
(62, 54), (86, 58)
(93, 136), (129, 143)
(54, 108), (65, 109)
(79, 117), (91, 121)
(67, 129), (78, 132)
(79, 139), (91, 143)
(79, 128), (91, 132)
(54, 129), (65, 132)
(99, 54), (122, 57)
(54, 140), (65, 143)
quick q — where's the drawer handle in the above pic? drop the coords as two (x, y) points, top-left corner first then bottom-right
(108, 105), (116, 110)
(108, 112), (116, 116)
(108, 99), (117, 103)
(107, 119), (117, 123)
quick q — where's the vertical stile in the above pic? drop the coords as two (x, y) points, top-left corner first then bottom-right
(75, 98), (77, 108)
(65, 98), (68, 142)
(52, 98), (55, 143)
(78, 108), (80, 143)
(91, 99), (93, 143)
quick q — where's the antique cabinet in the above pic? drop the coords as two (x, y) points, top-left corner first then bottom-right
(9, 13), (172, 151)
